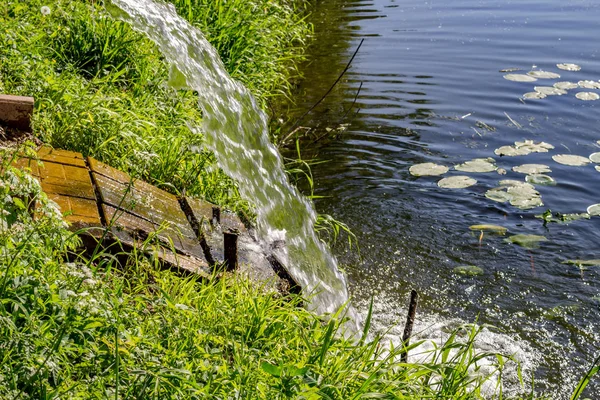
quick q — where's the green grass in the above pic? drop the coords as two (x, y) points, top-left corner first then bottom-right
(0, 1), (596, 398)
(0, 0), (311, 213)
(1, 154), (538, 399)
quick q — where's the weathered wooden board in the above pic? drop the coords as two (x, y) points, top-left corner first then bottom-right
(0, 94), (34, 131)
(11, 147), (292, 288)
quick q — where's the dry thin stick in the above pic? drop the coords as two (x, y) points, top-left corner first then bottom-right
(401, 289), (419, 362)
(283, 39), (365, 142)
(504, 111), (522, 129)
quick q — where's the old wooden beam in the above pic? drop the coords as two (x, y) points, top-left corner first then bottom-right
(0, 94), (34, 131)
(223, 230), (238, 271)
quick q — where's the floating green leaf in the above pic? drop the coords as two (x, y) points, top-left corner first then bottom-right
(504, 74), (537, 82)
(596, 166), (600, 173)
(455, 158), (497, 173)
(469, 224), (508, 234)
(535, 211), (590, 224)
(494, 140), (554, 156)
(552, 154), (591, 166)
(523, 92), (546, 99)
(527, 70), (560, 79)
(589, 153), (600, 163)
(562, 259), (600, 267)
(556, 63), (581, 71)
(576, 92), (600, 101)
(587, 204), (600, 216)
(534, 86), (567, 96)
(505, 234), (548, 248)
(453, 265), (484, 276)
(485, 181), (543, 209)
(554, 81), (579, 90)
(578, 80), (600, 89)
(409, 162), (449, 176)
(512, 164), (551, 174)
(437, 176), (477, 189)
(526, 174), (556, 186)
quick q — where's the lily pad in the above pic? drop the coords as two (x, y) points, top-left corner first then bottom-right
(596, 166), (600, 173)
(536, 211), (590, 224)
(576, 92), (600, 101)
(500, 68), (521, 73)
(455, 158), (497, 173)
(453, 265), (484, 276)
(526, 174), (556, 186)
(587, 204), (600, 216)
(589, 153), (600, 163)
(552, 154), (591, 166)
(556, 63), (581, 71)
(523, 92), (546, 99)
(512, 164), (551, 174)
(534, 86), (567, 96)
(485, 181), (543, 209)
(505, 234), (548, 248)
(437, 176), (477, 189)
(527, 71), (561, 79)
(409, 162), (449, 176)
(469, 224), (508, 234)
(578, 80), (600, 89)
(495, 140), (554, 157)
(562, 259), (600, 267)
(554, 81), (579, 90)
(504, 74), (537, 82)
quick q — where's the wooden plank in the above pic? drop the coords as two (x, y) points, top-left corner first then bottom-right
(0, 94), (34, 131)
(94, 173), (195, 240)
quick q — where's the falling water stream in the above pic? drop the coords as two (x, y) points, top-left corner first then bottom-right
(106, 0), (350, 316)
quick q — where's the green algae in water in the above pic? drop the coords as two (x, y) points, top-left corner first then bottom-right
(437, 176), (477, 189)
(536, 211), (590, 224)
(409, 162), (449, 177)
(453, 265), (484, 276)
(505, 234), (548, 248)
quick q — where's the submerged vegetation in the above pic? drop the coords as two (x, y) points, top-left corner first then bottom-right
(0, 0), (598, 398)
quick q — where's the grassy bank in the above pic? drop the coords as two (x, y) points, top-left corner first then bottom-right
(1, 154), (528, 398)
(1, 0), (311, 212)
(0, 0), (589, 398)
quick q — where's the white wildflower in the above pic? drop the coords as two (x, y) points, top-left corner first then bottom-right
(40, 6), (51, 16)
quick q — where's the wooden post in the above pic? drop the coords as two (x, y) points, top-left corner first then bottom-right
(0, 94), (34, 131)
(223, 230), (238, 271)
(212, 206), (221, 225)
(401, 290), (419, 362)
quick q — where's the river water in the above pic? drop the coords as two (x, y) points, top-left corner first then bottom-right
(282, 0), (600, 397)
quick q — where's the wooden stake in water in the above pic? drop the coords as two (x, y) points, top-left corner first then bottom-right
(401, 290), (419, 362)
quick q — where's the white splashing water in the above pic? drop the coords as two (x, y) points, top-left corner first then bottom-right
(106, 0), (350, 315)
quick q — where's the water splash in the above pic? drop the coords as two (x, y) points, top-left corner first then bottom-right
(107, 0), (350, 315)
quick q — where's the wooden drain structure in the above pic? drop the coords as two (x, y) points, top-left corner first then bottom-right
(12, 147), (298, 291)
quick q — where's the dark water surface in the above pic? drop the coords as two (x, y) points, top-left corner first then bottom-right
(282, 0), (600, 397)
